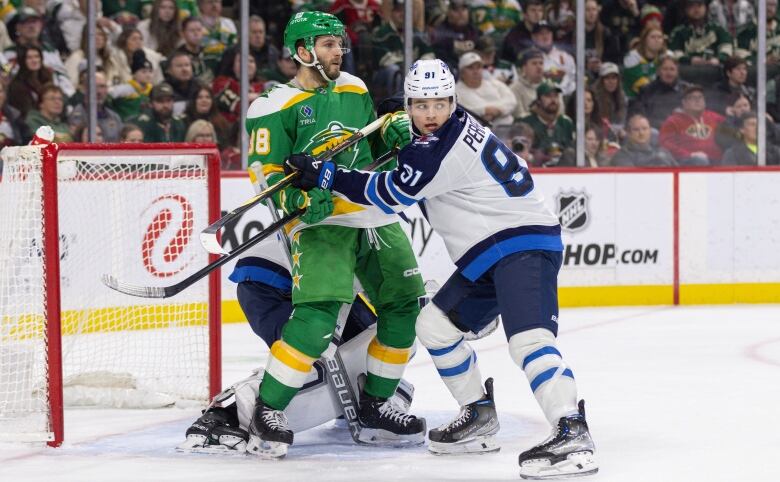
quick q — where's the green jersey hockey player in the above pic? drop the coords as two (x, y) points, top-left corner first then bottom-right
(242, 11), (426, 459)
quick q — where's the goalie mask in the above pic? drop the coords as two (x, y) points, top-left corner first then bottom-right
(284, 11), (348, 82)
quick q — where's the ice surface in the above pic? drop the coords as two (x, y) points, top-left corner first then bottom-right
(2, 305), (778, 482)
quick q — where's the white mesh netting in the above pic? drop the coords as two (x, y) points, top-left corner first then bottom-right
(0, 146), (51, 441)
(1, 145), (215, 442)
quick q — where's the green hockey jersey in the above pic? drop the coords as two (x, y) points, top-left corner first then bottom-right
(245, 72), (396, 234)
(669, 23), (733, 63)
(471, 0), (523, 39)
(736, 20), (780, 63)
(622, 50), (663, 98)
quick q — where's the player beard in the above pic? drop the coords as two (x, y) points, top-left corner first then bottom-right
(324, 60), (341, 79)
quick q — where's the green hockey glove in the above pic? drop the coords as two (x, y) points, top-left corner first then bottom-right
(381, 112), (412, 150)
(300, 187), (333, 224)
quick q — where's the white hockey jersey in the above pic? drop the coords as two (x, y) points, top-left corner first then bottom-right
(228, 163), (292, 290)
(228, 232), (292, 291)
(332, 108), (562, 281)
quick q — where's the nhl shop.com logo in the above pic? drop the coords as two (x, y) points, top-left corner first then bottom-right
(555, 190), (590, 232)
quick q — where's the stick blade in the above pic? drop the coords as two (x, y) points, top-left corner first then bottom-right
(101, 274), (170, 298)
(200, 229), (228, 255)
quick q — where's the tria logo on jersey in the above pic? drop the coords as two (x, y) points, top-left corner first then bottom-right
(555, 190), (590, 232)
(299, 104), (316, 125)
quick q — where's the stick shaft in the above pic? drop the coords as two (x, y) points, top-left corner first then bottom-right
(200, 114), (391, 247)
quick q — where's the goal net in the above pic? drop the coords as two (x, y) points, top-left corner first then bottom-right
(0, 142), (221, 445)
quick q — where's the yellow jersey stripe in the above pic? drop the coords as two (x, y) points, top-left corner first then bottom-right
(281, 92), (315, 110)
(263, 164), (285, 177)
(270, 340), (316, 372)
(367, 338), (410, 365)
(283, 197), (366, 233)
(333, 84), (368, 95)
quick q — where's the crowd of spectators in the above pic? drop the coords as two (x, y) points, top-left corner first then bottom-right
(0, 0), (778, 168)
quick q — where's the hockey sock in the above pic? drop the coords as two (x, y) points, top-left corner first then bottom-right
(365, 297), (419, 398)
(508, 328), (579, 424)
(260, 340), (317, 410)
(416, 302), (485, 406)
(259, 301), (340, 410)
(364, 337), (412, 398)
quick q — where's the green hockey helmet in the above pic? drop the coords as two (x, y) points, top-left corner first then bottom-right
(283, 11), (345, 59)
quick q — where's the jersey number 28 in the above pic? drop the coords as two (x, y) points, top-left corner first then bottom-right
(481, 135), (533, 197)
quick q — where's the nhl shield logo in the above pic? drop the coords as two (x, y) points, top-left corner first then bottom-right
(556, 191), (590, 232)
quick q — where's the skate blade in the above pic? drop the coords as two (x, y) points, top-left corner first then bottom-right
(428, 435), (500, 455)
(246, 434), (289, 459)
(176, 435), (247, 455)
(519, 451), (598, 480)
(356, 427), (426, 447)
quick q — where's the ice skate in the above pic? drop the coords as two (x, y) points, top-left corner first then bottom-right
(518, 400), (598, 479)
(357, 391), (426, 447)
(428, 378), (500, 455)
(177, 405), (249, 454)
(246, 399), (293, 459)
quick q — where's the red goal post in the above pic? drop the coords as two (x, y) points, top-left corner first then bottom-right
(0, 142), (222, 447)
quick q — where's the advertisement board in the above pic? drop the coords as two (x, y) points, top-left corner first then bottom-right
(678, 171), (780, 303)
(58, 178), (210, 310)
(219, 171), (679, 317)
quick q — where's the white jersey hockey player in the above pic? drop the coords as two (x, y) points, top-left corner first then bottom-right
(285, 59), (598, 479)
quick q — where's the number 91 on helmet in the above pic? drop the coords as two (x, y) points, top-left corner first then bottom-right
(404, 59), (457, 115)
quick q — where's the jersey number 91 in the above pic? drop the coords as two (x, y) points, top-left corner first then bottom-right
(481, 135), (534, 197)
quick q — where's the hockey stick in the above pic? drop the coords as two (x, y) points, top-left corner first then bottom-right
(101, 209), (304, 298)
(101, 148), (399, 299)
(200, 144), (398, 255)
(200, 113), (391, 255)
(322, 302), (363, 442)
(248, 151), (366, 445)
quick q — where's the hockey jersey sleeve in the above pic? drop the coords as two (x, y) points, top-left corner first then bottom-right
(245, 96), (294, 188)
(331, 126), (462, 214)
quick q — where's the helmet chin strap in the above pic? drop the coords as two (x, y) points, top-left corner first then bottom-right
(294, 48), (334, 82)
(404, 105), (424, 139)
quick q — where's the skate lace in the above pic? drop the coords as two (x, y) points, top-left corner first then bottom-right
(538, 416), (582, 450)
(262, 409), (289, 431)
(378, 401), (416, 426)
(444, 405), (473, 432)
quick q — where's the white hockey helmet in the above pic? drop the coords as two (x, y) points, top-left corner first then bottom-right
(404, 59), (457, 115)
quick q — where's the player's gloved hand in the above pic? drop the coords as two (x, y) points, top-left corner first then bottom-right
(381, 112), (411, 150)
(281, 187), (333, 224)
(284, 153), (335, 191)
(281, 186), (308, 215)
(299, 187), (333, 224)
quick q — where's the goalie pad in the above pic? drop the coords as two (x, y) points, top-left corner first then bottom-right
(236, 325), (415, 432)
(180, 323), (416, 453)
